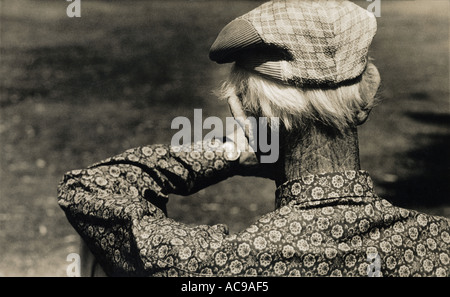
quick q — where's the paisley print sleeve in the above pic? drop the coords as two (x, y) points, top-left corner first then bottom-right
(57, 140), (237, 276)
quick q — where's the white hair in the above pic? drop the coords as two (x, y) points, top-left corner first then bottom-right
(219, 62), (381, 131)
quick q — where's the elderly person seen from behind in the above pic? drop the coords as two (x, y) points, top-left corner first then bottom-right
(58, 0), (449, 277)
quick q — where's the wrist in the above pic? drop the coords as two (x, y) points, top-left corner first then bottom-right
(222, 138), (241, 162)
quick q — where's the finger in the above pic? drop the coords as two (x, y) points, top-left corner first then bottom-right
(227, 96), (246, 119)
(227, 96), (249, 139)
(227, 95), (258, 154)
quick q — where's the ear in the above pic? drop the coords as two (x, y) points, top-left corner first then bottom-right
(355, 62), (381, 125)
(363, 62), (381, 100)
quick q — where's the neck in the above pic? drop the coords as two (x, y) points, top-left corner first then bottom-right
(274, 123), (361, 187)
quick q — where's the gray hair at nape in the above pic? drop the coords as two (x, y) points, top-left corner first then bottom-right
(219, 62), (381, 132)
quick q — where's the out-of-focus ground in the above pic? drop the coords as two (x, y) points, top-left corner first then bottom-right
(0, 0), (448, 276)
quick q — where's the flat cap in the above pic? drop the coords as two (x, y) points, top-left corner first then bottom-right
(210, 0), (377, 87)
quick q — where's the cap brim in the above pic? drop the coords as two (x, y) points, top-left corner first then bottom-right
(209, 19), (264, 64)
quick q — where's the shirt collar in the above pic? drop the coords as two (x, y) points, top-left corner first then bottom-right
(275, 170), (376, 208)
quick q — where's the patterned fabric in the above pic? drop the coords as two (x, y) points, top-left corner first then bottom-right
(58, 142), (450, 277)
(209, 0), (377, 87)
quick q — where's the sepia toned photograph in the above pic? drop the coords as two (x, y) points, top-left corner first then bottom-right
(0, 0), (448, 281)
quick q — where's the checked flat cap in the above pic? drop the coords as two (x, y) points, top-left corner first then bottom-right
(209, 0), (377, 87)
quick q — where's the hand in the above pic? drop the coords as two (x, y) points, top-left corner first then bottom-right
(227, 96), (275, 179)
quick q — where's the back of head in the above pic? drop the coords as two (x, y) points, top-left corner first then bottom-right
(211, 0), (381, 131)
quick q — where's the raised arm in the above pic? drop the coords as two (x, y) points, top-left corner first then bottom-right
(58, 139), (245, 276)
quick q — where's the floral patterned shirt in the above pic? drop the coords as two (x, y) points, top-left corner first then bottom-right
(58, 141), (450, 277)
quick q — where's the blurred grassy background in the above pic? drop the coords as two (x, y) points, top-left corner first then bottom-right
(0, 0), (448, 276)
